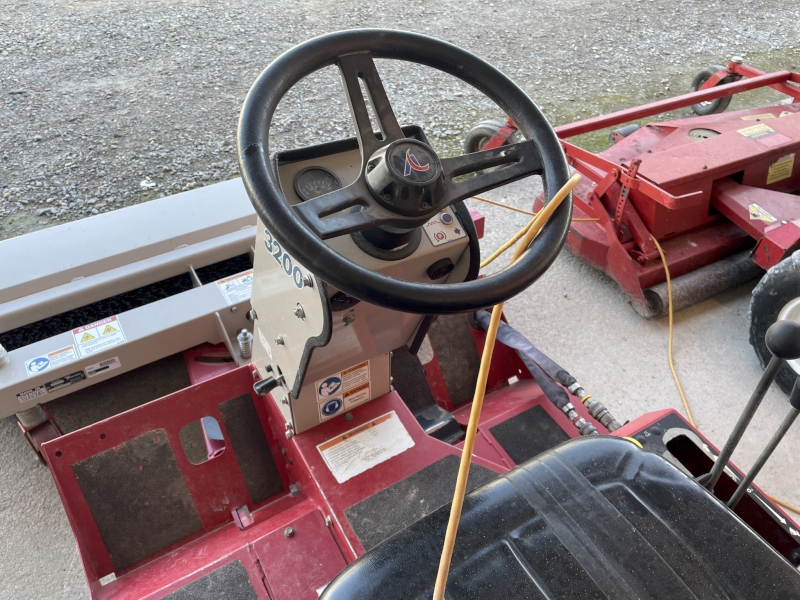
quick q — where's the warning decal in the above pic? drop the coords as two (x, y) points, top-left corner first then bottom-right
(216, 269), (253, 306)
(738, 123), (776, 140)
(766, 153), (795, 185)
(317, 411), (415, 483)
(315, 360), (372, 422)
(748, 203), (777, 223)
(741, 113), (776, 121)
(73, 316), (127, 358)
(25, 345), (78, 378)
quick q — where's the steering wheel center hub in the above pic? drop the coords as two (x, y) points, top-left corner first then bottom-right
(366, 139), (445, 217)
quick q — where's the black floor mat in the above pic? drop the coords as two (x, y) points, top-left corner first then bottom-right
(345, 454), (498, 551)
(489, 404), (570, 465)
(164, 560), (259, 600)
(73, 429), (203, 572)
(426, 315), (481, 406)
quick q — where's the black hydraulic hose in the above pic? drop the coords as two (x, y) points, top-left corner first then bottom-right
(473, 310), (622, 433)
(474, 310), (576, 389)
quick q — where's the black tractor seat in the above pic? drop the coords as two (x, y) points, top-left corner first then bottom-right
(321, 436), (800, 599)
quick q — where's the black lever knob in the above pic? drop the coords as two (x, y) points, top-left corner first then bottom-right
(765, 320), (800, 360)
(790, 377), (800, 411)
(253, 376), (279, 397)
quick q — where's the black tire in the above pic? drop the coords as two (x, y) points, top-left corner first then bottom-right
(749, 253), (800, 395)
(690, 66), (735, 116)
(608, 123), (641, 145)
(463, 119), (519, 154)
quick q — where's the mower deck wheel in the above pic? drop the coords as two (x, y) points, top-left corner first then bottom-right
(463, 119), (519, 154)
(749, 252), (800, 395)
(690, 65), (735, 116)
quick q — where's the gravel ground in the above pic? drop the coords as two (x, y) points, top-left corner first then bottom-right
(2, 1), (800, 598)
(1, 0), (799, 240)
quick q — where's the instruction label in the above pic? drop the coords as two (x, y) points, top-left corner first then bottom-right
(767, 153), (795, 185)
(86, 356), (121, 378)
(317, 411), (415, 484)
(748, 203), (777, 223)
(738, 123), (776, 140)
(315, 360), (371, 421)
(423, 207), (467, 247)
(25, 345), (78, 378)
(73, 316), (126, 358)
(216, 269), (253, 305)
(741, 113), (776, 121)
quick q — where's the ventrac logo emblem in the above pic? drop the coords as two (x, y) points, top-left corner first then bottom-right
(404, 149), (430, 177)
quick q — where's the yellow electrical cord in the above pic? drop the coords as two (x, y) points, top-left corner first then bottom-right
(471, 194), (599, 223)
(433, 173), (581, 600)
(652, 235), (800, 517)
(650, 235), (695, 427)
(472, 194), (537, 216)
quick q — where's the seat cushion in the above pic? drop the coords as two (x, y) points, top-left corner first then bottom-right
(321, 436), (800, 599)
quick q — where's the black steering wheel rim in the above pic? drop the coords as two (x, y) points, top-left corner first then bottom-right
(238, 29), (571, 315)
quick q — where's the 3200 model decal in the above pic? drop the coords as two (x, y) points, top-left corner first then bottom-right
(264, 229), (306, 289)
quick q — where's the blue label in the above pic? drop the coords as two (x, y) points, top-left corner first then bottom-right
(27, 357), (50, 374)
(321, 398), (343, 417)
(318, 376), (342, 398)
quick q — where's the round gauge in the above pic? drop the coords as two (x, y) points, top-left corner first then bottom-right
(294, 167), (342, 202)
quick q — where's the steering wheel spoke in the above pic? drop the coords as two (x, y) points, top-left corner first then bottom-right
(338, 52), (404, 160)
(440, 140), (544, 205)
(294, 180), (395, 240)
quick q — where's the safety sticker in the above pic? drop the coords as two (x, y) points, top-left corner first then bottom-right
(45, 370), (86, 393)
(748, 203), (777, 223)
(766, 153), (795, 185)
(25, 345), (78, 378)
(86, 356), (121, 378)
(316, 360), (372, 421)
(317, 411), (415, 484)
(738, 123), (776, 140)
(73, 316), (127, 358)
(319, 398), (344, 421)
(423, 207), (467, 247)
(216, 269), (253, 305)
(740, 113), (776, 121)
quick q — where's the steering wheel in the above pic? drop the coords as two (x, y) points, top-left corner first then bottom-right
(238, 29), (571, 315)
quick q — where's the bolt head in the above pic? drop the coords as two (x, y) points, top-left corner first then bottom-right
(284, 527), (295, 538)
(285, 430), (293, 440)
(344, 412), (354, 421)
(275, 335), (284, 345)
(230, 305), (239, 313)
(343, 313), (356, 326)
(731, 55), (744, 64)
(280, 395), (289, 405)
(303, 274), (314, 287)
